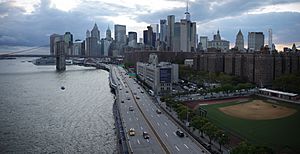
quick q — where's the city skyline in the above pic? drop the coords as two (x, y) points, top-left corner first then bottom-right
(0, 0), (300, 50)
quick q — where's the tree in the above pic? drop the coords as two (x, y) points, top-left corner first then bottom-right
(215, 130), (229, 152)
(203, 122), (218, 144)
(190, 116), (209, 137)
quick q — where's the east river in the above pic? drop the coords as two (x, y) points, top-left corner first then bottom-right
(0, 57), (116, 153)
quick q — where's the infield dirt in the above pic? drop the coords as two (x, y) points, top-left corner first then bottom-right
(219, 100), (297, 120)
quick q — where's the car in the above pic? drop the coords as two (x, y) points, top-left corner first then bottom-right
(119, 88), (122, 90)
(129, 128), (135, 136)
(176, 130), (184, 137)
(143, 131), (150, 139)
(156, 109), (161, 114)
(121, 100), (124, 103)
(137, 87), (140, 89)
(126, 91), (129, 93)
(127, 97), (130, 100)
(136, 96), (140, 99)
(140, 90), (144, 93)
(133, 92), (137, 95)
(129, 106), (134, 111)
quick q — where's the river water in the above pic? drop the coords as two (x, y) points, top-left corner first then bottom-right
(0, 57), (116, 153)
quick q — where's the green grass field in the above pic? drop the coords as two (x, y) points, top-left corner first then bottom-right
(201, 98), (300, 153)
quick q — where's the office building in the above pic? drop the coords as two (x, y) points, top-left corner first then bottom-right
(268, 29), (274, 53)
(248, 32), (264, 52)
(200, 36), (208, 51)
(85, 24), (100, 56)
(64, 32), (73, 55)
(143, 26), (156, 47)
(151, 24), (159, 42)
(50, 33), (62, 55)
(114, 24), (126, 45)
(208, 30), (230, 52)
(167, 15), (175, 51)
(235, 30), (245, 51)
(136, 54), (178, 95)
(100, 38), (111, 56)
(172, 3), (196, 52)
(160, 19), (167, 43)
(106, 25), (112, 41)
(73, 39), (85, 56)
(85, 37), (98, 56)
(91, 23), (100, 41)
(128, 31), (137, 48)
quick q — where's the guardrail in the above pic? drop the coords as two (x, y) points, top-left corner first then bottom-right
(110, 66), (132, 154)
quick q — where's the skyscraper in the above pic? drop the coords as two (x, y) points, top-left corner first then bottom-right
(268, 28), (274, 53)
(50, 33), (62, 55)
(172, 2), (196, 52)
(85, 24), (100, 56)
(248, 32), (264, 52)
(200, 36), (208, 51)
(235, 29), (245, 51)
(147, 26), (154, 47)
(150, 24), (159, 43)
(114, 24), (126, 45)
(73, 39), (84, 56)
(91, 23), (100, 41)
(85, 37), (98, 56)
(167, 15), (175, 51)
(128, 31), (137, 48)
(160, 19), (167, 43)
(64, 32), (73, 55)
(106, 25), (112, 41)
(173, 22), (181, 52)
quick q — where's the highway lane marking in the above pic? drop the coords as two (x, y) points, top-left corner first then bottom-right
(140, 126), (143, 130)
(151, 108), (154, 111)
(137, 139), (140, 144)
(173, 132), (177, 136)
(164, 122), (168, 126)
(157, 122), (160, 126)
(184, 144), (189, 149)
(147, 139), (150, 143)
(127, 111), (129, 114)
(129, 118), (131, 121)
(151, 115), (153, 117)
(136, 117), (138, 120)
(175, 145), (180, 151)
(165, 133), (168, 137)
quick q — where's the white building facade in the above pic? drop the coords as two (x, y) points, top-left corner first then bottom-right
(136, 54), (178, 95)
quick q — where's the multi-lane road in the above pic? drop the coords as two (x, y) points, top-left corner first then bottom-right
(111, 65), (209, 154)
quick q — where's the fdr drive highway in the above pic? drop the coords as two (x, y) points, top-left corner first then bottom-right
(111, 65), (209, 154)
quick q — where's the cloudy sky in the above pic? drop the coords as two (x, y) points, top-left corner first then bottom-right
(0, 0), (300, 50)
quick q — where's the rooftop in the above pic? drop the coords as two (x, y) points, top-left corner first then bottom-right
(259, 88), (298, 97)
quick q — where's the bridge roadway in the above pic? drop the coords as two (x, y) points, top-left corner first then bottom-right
(111, 65), (209, 154)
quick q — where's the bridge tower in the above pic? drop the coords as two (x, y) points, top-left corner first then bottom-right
(55, 41), (66, 71)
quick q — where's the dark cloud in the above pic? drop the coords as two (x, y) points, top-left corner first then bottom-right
(0, 0), (299, 46)
(0, 0), (113, 46)
(135, 0), (300, 23)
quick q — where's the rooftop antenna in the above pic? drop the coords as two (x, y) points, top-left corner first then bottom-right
(185, 0), (190, 21)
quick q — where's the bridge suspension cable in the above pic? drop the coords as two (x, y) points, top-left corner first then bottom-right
(0, 45), (49, 55)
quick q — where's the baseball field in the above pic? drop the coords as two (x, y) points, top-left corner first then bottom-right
(200, 97), (300, 153)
